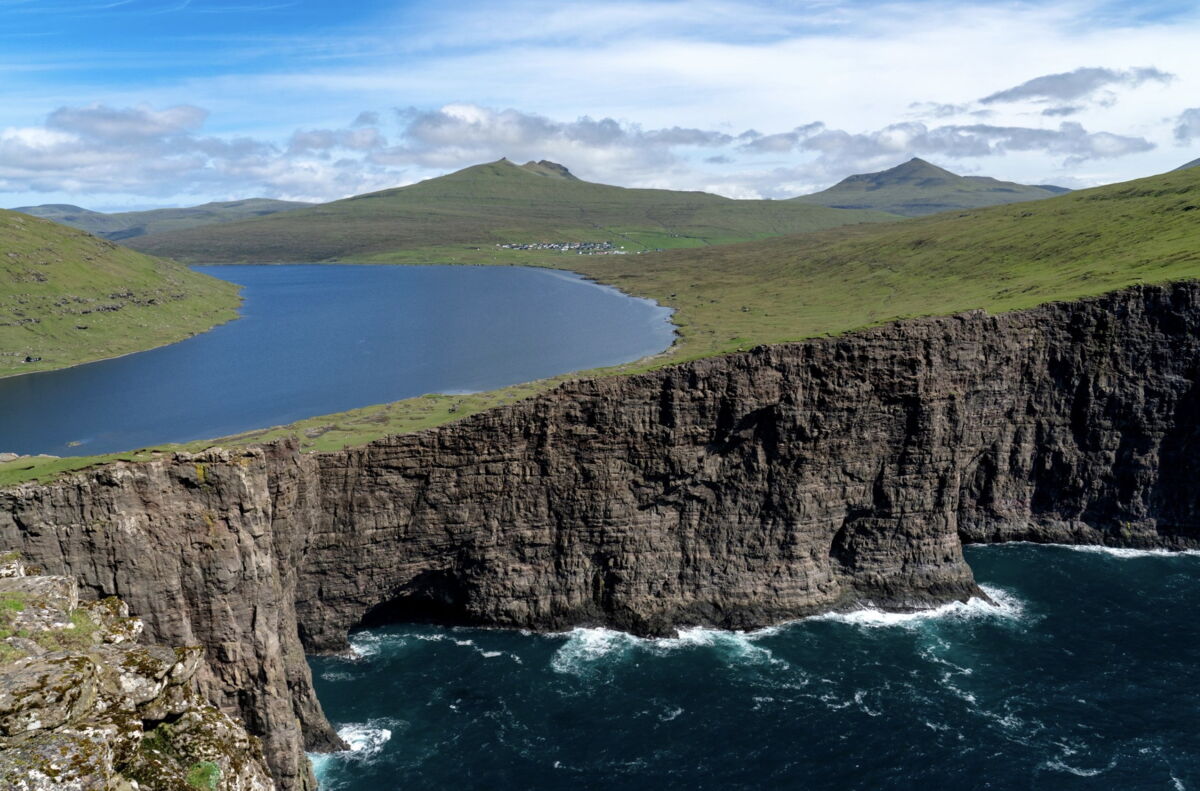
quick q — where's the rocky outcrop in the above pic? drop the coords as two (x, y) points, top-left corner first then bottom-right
(0, 448), (336, 791)
(1, 281), (1199, 789)
(0, 556), (274, 790)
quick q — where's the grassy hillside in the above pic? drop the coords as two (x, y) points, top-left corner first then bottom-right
(0, 209), (240, 377)
(127, 159), (896, 262)
(1177, 158), (1200, 171)
(13, 198), (313, 242)
(5, 165), (1197, 487)
(791, 157), (1067, 216)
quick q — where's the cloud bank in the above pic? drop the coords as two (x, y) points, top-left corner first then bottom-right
(0, 99), (1165, 203)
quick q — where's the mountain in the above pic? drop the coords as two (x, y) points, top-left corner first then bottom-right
(790, 158), (1068, 216)
(0, 209), (239, 377)
(125, 159), (897, 263)
(1176, 157), (1200, 171)
(12, 198), (313, 242)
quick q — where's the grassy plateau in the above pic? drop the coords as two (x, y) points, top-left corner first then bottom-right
(2, 165), (1198, 486)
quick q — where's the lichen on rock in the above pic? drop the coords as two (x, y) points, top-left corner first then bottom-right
(0, 558), (274, 791)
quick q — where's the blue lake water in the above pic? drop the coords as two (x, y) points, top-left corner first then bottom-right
(0, 265), (674, 456)
(310, 544), (1200, 791)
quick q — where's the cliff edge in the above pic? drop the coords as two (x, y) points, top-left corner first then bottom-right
(2, 281), (1199, 788)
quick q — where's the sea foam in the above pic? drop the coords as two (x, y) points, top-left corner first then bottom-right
(1048, 544), (1200, 559)
(549, 624), (783, 676)
(309, 719), (400, 789)
(808, 585), (1025, 629)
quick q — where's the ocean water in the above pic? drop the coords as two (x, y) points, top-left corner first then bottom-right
(0, 265), (674, 455)
(309, 544), (1200, 790)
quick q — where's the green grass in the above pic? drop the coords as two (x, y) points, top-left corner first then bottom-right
(186, 761), (221, 790)
(792, 157), (1067, 217)
(14, 198), (313, 242)
(128, 159), (896, 262)
(0, 209), (241, 377)
(1, 166), (1198, 488)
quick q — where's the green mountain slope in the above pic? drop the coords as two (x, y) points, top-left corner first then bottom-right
(13, 198), (313, 242)
(1176, 158), (1200, 171)
(126, 159), (896, 263)
(583, 164), (1200, 363)
(0, 209), (240, 377)
(791, 158), (1067, 216)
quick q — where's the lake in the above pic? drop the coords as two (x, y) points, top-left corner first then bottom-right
(0, 265), (675, 456)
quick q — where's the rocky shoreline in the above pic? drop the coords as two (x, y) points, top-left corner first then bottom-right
(1, 281), (1199, 789)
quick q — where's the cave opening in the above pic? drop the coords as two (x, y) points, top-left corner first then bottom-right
(352, 568), (477, 631)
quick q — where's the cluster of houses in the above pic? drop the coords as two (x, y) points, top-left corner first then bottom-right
(496, 241), (628, 255)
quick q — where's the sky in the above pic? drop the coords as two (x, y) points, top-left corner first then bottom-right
(1, 0), (1198, 210)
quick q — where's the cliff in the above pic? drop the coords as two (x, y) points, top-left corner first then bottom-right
(0, 556), (274, 790)
(2, 281), (1200, 788)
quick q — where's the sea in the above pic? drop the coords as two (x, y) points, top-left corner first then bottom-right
(309, 543), (1200, 790)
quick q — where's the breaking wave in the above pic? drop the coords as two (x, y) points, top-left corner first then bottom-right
(808, 585), (1025, 629)
(1045, 544), (1200, 559)
(549, 624), (784, 676)
(309, 719), (399, 789)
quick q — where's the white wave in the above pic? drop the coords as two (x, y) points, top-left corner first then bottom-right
(659, 706), (684, 722)
(346, 631), (394, 659)
(550, 627), (639, 674)
(1044, 544), (1200, 559)
(309, 719), (400, 788)
(1042, 758), (1117, 777)
(548, 624), (788, 676)
(809, 585), (1025, 629)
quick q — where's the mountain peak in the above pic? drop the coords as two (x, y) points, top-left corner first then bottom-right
(869, 157), (959, 184)
(792, 157), (1065, 216)
(519, 160), (579, 180)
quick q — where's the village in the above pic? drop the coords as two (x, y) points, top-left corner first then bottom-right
(496, 240), (629, 254)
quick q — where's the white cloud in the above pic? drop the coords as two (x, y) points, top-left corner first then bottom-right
(1175, 108), (1200, 143)
(979, 66), (1174, 105)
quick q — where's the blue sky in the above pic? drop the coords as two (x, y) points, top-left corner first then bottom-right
(1, 0), (1198, 209)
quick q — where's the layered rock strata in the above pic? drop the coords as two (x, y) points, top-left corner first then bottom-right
(0, 555), (274, 790)
(0, 281), (1198, 788)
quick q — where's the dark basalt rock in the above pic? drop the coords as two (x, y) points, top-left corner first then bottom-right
(2, 281), (1200, 789)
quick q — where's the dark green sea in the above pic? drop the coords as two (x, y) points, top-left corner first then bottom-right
(309, 544), (1200, 790)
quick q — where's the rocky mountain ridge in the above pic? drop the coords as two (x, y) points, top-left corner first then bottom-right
(2, 281), (1200, 789)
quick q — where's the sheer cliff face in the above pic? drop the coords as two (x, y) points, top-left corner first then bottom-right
(2, 282), (1200, 790)
(0, 447), (336, 791)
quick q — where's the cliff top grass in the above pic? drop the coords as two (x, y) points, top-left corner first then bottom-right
(1, 166), (1198, 487)
(127, 158), (896, 262)
(0, 209), (241, 377)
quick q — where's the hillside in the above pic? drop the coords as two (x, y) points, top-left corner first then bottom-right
(126, 159), (896, 263)
(0, 209), (240, 377)
(791, 157), (1067, 216)
(1177, 157), (1200, 171)
(5, 166), (1200, 478)
(13, 198), (313, 242)
(581, 164), (1200, 362)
